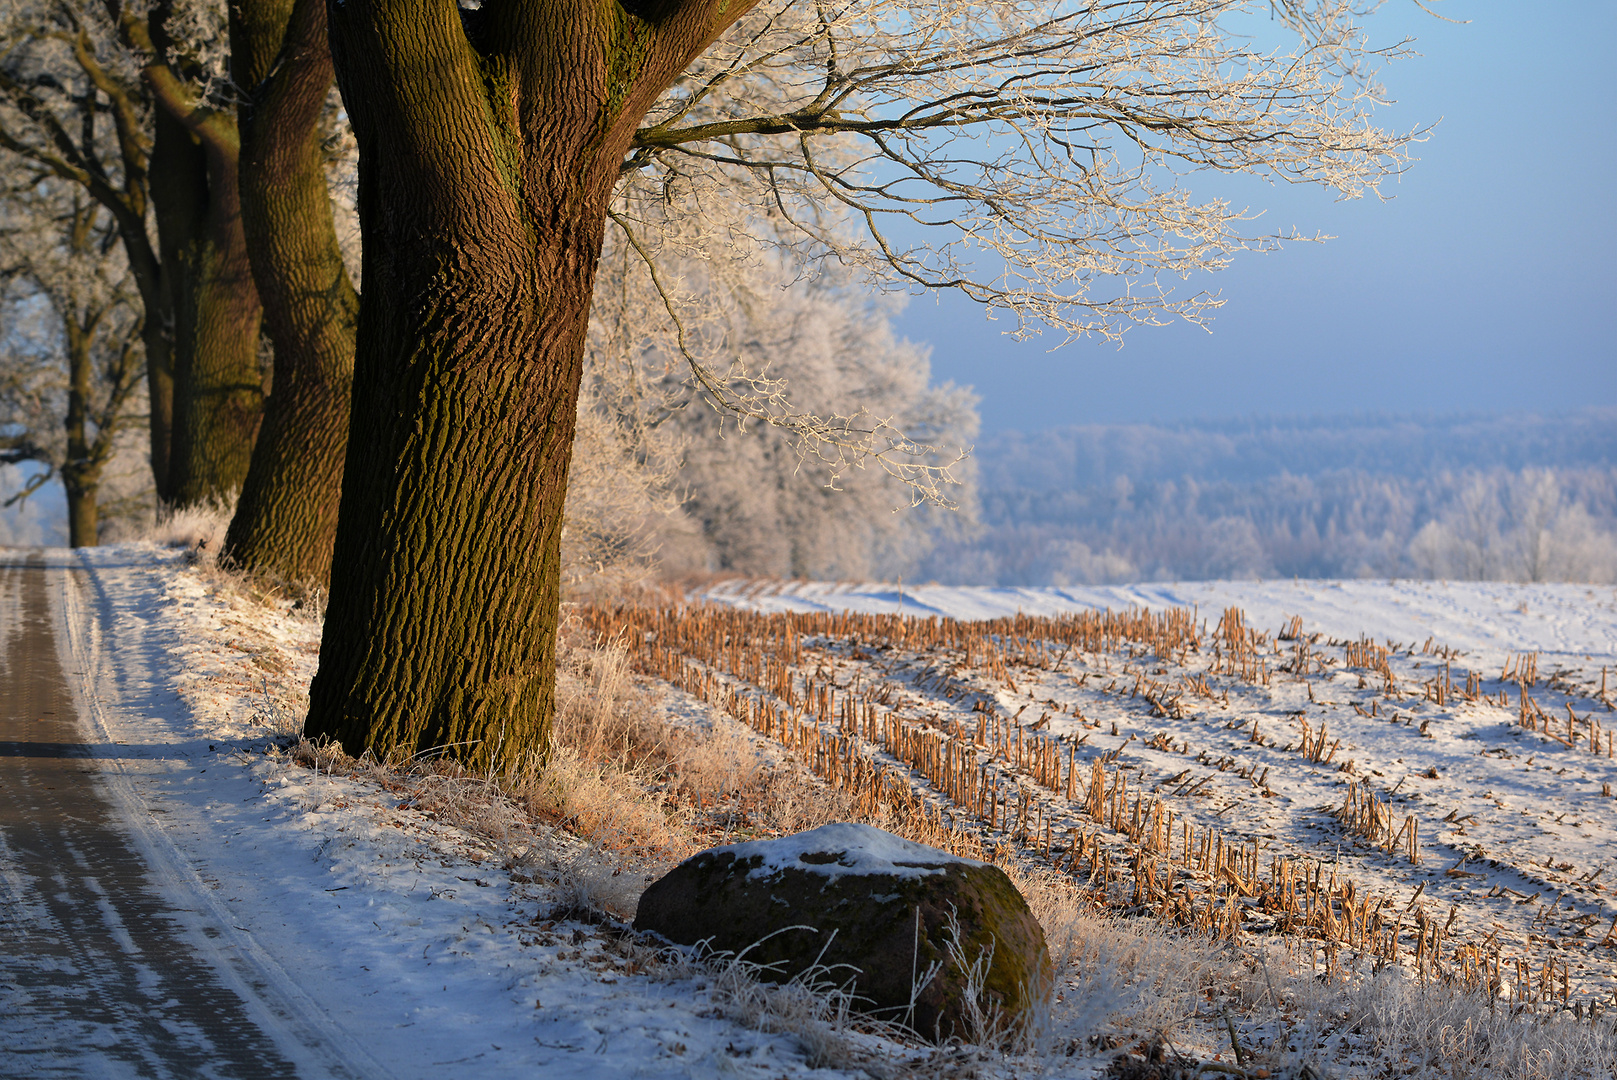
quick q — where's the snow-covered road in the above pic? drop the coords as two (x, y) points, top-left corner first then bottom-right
(1, 548), (867, 1079)
(1, 551), (384, 1078)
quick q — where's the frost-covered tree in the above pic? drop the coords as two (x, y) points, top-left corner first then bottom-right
(0, 177), (144, 545)
(1409, 470), (1617, 583)
(307, 0), (1428, 775)
(0, 0), (264, 506)
(559, 387), (683, 596)
(560, 299), (687, 596)
(1, 0), (358, 579)
(566, 231), (979, 589)
(664, 288), (975, 580)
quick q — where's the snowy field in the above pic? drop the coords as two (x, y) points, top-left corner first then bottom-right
(695, 577), (1617, 675)
(14, 545), (1617, 1077)
(695, 578), (1617, 999)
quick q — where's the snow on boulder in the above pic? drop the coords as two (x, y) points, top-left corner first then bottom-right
(633, 823), (1050, 1041)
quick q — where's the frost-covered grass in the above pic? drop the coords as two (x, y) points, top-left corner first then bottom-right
(64, 545), (1617, 1078)
(142, 494), (235, 552)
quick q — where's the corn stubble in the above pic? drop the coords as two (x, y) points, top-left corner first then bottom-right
(557, 596), (1617, 1076)
(253, 562), (1615, 1077)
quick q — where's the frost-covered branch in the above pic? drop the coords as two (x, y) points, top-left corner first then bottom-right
(578, 204), (979, 581)
(624, 0), (1425, 343)
(606, 204), (970, 511)
(0, 166), (149, 539)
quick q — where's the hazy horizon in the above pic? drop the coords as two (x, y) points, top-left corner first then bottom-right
(911, 406), (1617, 587)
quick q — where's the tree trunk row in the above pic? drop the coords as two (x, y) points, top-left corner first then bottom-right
(65, 0), (352, 583)
(221, 0), (357, 587)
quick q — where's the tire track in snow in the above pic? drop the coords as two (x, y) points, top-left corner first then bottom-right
(0, 551), (388, 1078)
(0, 551), (299, 1075)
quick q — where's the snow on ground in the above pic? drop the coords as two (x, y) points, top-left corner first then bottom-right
(712, 822), (983, 881)
(697, 578), (1617, 675)
(49, 545), (880, 1079)
(699, 576), (1617, 1005)
(26, 547), (1617, 1076)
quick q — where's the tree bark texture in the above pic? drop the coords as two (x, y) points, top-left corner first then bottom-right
(308, 0), (756, 775)
(222, 0), (358, 588)
(149, 108), (266, 509)
(64, 491), (97, 549)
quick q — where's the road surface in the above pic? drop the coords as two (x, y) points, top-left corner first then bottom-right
(0, 552), (304, 1078)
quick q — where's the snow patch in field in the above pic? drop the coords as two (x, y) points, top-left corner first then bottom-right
(699, 578), (1617, 669)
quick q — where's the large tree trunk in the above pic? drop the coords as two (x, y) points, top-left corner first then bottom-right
(222, 0), (357, 587)
(149, 109), (266, 509)
(308, 0), (753, 775)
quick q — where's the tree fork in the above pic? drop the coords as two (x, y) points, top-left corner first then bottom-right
(308, 0), (759, 774)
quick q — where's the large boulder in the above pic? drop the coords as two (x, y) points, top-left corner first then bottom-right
(634, 823), (1051, 1041)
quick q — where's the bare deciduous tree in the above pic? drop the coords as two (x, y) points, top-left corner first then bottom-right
(1, 175), (144, 545)
(0, 0), (264, 507)
(615, 0), (1415, 348)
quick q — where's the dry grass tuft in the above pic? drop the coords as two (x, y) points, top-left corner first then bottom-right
(144, 496), (236, 553)
(144, 497), (328, 617)
(1003, 862), (1221, 1056)
(1331, 964), (1617, 1079)
(656, 939), (877, 1072)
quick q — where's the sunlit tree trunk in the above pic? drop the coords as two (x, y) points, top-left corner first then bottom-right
(222, 0), (357, 586)
(307, 0), (754, 775)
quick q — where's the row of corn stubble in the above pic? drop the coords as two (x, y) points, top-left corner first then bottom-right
(577, 600), (1614, 1016)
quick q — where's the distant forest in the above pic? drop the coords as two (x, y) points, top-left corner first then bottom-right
(8, 406), (1613, 587)
(912, 409), (1617, 585)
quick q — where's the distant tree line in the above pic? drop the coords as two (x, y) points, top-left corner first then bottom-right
(913, 413), (1617, 585)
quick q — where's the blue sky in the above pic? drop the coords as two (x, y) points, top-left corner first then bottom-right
(892, 1), (1617, 434)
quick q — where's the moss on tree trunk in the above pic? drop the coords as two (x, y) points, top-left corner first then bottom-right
(222, 0), (357, 587)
